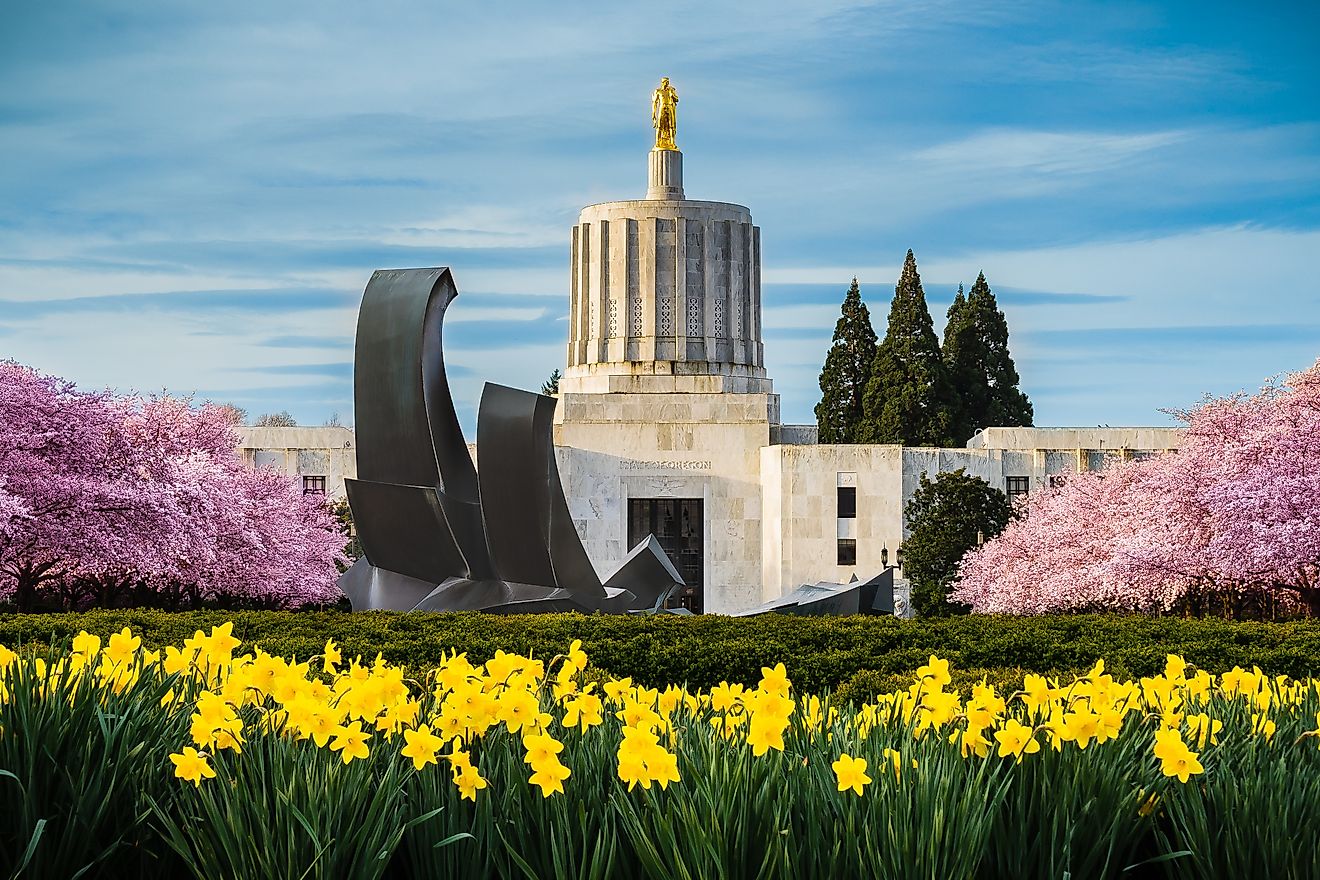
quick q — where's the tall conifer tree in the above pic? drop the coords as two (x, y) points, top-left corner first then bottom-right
(942, 271), (1033, 443)
(942, 284), (978, 444)
(814, 278), (877, 442)
(857, 250), (960, 446)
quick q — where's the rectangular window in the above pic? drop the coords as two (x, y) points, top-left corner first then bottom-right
(1048, 475), (1068, 489)
(629, 498), (704, 614)
(302, 475), (327, 496)
(837, 485), (857, 519)
(837, 538), (857, 566)
(1005, 476), (1030, 499)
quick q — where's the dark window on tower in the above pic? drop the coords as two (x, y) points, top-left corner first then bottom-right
(837, 539), (857, 566)
(837, 486), (857, 518)
(1005, 476), (1030, 499)
(302, 475), (327, 495)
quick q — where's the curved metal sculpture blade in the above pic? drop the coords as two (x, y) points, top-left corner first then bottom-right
(477, 383), (605, 602)
(475, 385), (558, 586)
(350, 268), (492, 580)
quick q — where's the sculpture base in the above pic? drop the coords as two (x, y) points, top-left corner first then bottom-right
(646, 148), (683, 200)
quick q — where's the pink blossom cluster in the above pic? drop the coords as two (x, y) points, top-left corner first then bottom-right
(0, 361), (346, 610)
(951, 360), (1320, 615)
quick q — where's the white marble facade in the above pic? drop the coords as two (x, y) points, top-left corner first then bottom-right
(556, 411), (1184, 611)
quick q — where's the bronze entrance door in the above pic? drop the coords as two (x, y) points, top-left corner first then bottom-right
(628, 498), (703, 612)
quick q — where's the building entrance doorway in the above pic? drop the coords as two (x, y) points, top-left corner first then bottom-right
(628, 498), (703, 612)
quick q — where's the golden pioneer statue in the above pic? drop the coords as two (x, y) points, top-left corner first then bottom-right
(652, 77), (678, 150)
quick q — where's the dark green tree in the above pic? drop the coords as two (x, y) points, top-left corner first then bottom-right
(857, 250), (960, 445)
(942, 271), (1033, 443)
(942, 284), (977, 444)
(541, 369), (562, 396)
(814, 278), (877, 442)
(902, 469), (1015, 616)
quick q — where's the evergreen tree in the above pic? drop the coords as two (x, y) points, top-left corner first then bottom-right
(814, 278), (877, 442)
(942, 284), (978, 444)
(942, 271), (1033, 443)
(857, 250), (960, 446)
(902, 469), (1015, 616)
(540, 369), (562, 396)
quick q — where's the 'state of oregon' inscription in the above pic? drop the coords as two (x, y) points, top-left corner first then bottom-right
(621, 459), (713, 471)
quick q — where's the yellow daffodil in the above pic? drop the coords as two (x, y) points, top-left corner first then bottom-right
(994, 719), (1041, 762)
(745, 715), (786, 757)
(916, 655), (951, 690)
(170, 747), (216, 786)
(529, 759), (571, 797)
(454, 764), (488, 801)
(1185, 713), (1223, 749)
(401, 724), (444, 770)
(522, 731), (565, 769)
(103, 627), (140, 667)
(1060, 709), (1101, 749)
(759, 663), (791, 697)
(881, 749), (902, 781)
(832, 753), (871, 796)
(565, 639), (588, 674)
(329, 721), (370, 764)
(71, 631), (101, 659)
(322, 638), (341, 674)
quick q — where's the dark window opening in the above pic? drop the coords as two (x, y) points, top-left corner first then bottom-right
(302, 475), (327, 496)
(837, 485), (857, 518)
(628, 498), (703, 613)
(837, 538), (857, 566)
(1005, 476), (1030, 499)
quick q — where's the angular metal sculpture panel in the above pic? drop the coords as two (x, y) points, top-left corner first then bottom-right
(340, 267), (683, 613)
(734, 569), (896, 617)
(343, 480), (466, 583)
(605, 536), (682, 611)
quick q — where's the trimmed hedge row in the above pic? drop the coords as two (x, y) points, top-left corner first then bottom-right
(3, 610), (1320, 695)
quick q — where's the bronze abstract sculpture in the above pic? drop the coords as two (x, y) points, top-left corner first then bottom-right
(338, 267), (684, 613)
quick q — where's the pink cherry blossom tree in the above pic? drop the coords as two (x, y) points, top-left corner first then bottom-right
(0, 363), (156, 610)
(0, 361), (345, 611)
(952, 360), (1320, 617)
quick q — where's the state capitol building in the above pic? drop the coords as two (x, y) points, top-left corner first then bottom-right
(239, 98), (1181, 615)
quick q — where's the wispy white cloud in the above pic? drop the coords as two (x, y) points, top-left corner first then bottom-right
(911, 129), (1188, 178)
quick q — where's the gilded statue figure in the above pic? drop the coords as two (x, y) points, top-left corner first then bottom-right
(652, 77), (678, 150)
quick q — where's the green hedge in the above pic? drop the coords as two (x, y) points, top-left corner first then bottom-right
(3, 610), (1320, 694)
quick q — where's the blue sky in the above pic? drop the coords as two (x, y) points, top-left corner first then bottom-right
(2, 1), (1317, 431)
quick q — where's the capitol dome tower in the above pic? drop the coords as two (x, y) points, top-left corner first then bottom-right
(559, 79), (771, 396)
(554, 79), (779, 616)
